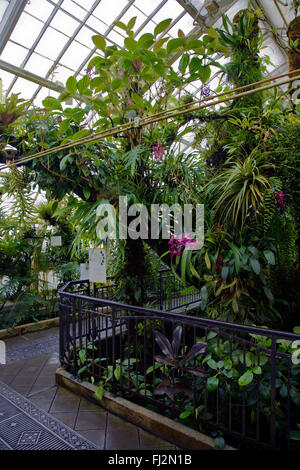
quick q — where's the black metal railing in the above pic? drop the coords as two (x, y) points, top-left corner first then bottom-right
(59, 280), (300, 450)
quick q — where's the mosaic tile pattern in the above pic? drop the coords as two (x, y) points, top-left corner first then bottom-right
(0, 380), (98, 450)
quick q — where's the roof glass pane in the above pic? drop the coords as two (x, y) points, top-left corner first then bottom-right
(25, 53), (54, 76)
(10, 12), (44, 50)
(152, 1), (184, 23)
(10, 77), (40, 100)
(74, 25), (96, 46)
(93, 0), (129, 25)
(1, 41), (28, 66)
(35, 27), (69, 60)
(24, 0), (55, 22)
(61, 0), (90, 21)
(134, 0), (165, 16)
(50, 10), (80, 36)
(86, 14), (108, 34)
(0, 70), (15, 93)
(60, 42), (91, 69)
(119, 6), (147, 31)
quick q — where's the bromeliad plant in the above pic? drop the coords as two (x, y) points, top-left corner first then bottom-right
(153, 326), (208, 401)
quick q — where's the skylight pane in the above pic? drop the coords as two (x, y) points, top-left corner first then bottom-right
(26, 53), (54, 76)
(10, 77), (40, 100)
(119, 7), (147, 31)
(106, 29), (126, 47)
(62, 0), (89, 21)
(1, 41), (28, 66)
(152, 1), (184, 23)
(60, 42), (91, 69)
(25, 0), (55, 22)
(50, 10), (80, 36)
(86, 15), (108, 34)
(75, 26), (95, 47)
(10, 12), (44, 49)
(35, 28), (69, 60)
(92, 0), (128, 25)
(134, 0), (164, 16)
(0, 70), (14, 93)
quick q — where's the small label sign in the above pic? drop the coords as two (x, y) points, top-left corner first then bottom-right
(50, 236), (62, 247)
(88, 249), (106, 282)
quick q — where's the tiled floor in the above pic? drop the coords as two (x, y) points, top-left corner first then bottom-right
(0, 331), (177, 450)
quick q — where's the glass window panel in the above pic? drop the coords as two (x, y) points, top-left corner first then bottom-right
(10, 78), (40, 100)
(10, 12), (44, 49)
(134, 0), (164, 16)
(50, 10), (80, 36)
(86, 15), (108, 34)
(1, 41), (28, 66)
(92, 0), (128, 26)
(25, 53), (54, 76)
(135, 20), (157, 39)
(51, 65), (74, 83)
(35, 27), (69, 60)
(0, 70), (15, 93)
(75, 26), (95, 47)
(25, 0), (54, 22)
(152, 1), (184, 24)
(106, 29), (126, 46)
(118, 6), (147, 32)
(62, 0), (89, 21)
(60, 42), (90, 69)
(168, 14), (194, 38)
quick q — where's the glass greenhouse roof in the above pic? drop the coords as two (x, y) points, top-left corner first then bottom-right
(0, 0), (290, 108)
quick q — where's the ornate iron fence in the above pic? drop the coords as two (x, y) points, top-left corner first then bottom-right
(59, 279), (300, 450)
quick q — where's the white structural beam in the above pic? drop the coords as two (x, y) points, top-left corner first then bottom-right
(0, 58), (65, 93)
(0, 0), (27, 54)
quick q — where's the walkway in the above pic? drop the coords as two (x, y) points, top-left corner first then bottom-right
(0, 328), (178, 450)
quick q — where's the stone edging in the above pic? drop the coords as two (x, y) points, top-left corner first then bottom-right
(0, 317), (60, 340)
(56, 367), (235, 451)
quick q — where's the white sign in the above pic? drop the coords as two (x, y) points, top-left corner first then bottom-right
(80, 263), (89, 280)
(88, 249), (106, 282)
(0, 340), (6, 365)
(50, 235), (62, 247)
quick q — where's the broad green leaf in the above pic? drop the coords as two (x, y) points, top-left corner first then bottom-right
(77, 75), (90, 95)
(83, 187), (91, 200)
(263, 250), (275, 265)
(127, 16), (137, 30)
(250, 258), (260, 275)
(66, 76), (77, 94)
(189, 56), (202, 75)
(113, 21), (128, 31)
(124, 37), (137, 51)
(95, 385), (104, 400)
(221, 266), (229, 280)
(71, 129), (91, 141)
(198, 65), (211, 83)
(154, 18), (172, 37)
(92, 34), (106, 51)
(179, 410), (192, 419)
(166, 38), (185, 54)
(138, 33), (154, 48)
(207, 375), (219, 392)
(253, 365), (262, 375)
(42, 96), (62, 111)
(238, 369), (253, 386)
